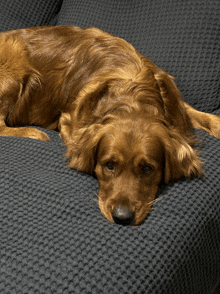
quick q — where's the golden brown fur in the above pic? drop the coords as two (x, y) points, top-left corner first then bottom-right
(0, 25), (219, 225)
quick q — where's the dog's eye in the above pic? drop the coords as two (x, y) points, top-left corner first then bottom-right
(105, 161), (115, 171)
(141, 165), (153, 175)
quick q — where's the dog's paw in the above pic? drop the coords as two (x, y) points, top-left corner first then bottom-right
(209, 114), (220, 139)
(0, 126), (50, 141)
(26, 128), (50, 141)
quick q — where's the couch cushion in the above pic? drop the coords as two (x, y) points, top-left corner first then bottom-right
(0, 0), (62, 31)
(57, 0), (220, 113)
(1, 123), (220, 293)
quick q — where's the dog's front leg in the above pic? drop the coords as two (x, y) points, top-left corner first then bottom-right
(184, 102), (220, 139)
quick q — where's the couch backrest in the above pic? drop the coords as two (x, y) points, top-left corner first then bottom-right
(0, 0), (62, 31)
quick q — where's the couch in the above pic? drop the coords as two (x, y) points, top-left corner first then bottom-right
(1, 0), (220, 293)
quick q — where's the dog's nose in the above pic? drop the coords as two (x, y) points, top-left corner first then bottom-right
(112, 205), (135, 225)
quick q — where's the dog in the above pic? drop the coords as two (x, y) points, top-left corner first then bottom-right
(0, 25), (219, 225)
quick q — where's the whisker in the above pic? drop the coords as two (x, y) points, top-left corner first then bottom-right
(147, 196), (164, 206)
(91, 192), (99, 204)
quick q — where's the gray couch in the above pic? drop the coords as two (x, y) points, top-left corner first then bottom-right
(1, 1), (220, 293)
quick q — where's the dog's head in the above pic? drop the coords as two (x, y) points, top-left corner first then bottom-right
(60, 110), (202, 225)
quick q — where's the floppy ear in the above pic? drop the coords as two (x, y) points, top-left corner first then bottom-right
(68, 124), (103, 174)
(163, 129), (203, 183)
(59, 79), (110, 174)
(59, 113), (110, 175)
(154, 69), (192, 132)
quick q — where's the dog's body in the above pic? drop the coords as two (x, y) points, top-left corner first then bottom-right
(0, 25), (219, 225)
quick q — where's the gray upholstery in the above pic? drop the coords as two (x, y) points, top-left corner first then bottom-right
(1, 1), (220, 293)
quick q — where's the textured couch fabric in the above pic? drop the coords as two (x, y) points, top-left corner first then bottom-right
(0, 0), (62, 31)
(0, 1), (220, 293)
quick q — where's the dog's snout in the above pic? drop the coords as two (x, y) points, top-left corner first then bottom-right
(112, 205), (135, 225)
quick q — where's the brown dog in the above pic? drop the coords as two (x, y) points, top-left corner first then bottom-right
(0, 25), (219, 225)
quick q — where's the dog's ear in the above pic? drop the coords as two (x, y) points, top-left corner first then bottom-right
(67, 124), (102, 174)
(163, 129), (203, 183)
(60, 114), (109, 174)
(153, 69), (192, 132)
(59, 79), (110, 174)
(154, 69), (180, 103)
